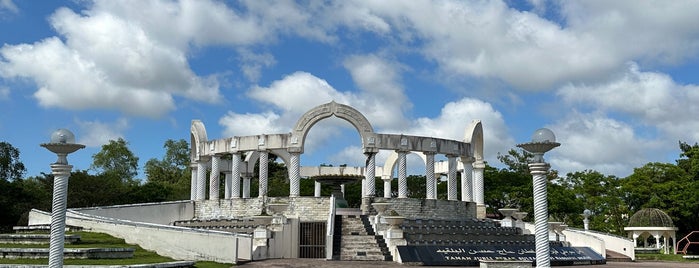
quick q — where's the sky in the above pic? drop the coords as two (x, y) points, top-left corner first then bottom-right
(1, 0), (699, 179)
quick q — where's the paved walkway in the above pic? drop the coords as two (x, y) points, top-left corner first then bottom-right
(237, 259), (699, 268)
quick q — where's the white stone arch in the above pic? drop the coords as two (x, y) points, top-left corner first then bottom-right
(289, 101), (376, 153)
(242, 150), (290, 174)
(381, 151), (427, 179)
(463, 120), (484, 162)
(190, 120), (208, 161)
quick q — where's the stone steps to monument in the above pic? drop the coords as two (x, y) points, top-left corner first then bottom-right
(605, 250), (632, 262)
(0, 234), (81, 244)
(0, 247), (135, 260)
(12, 224), (83, 233)
(336, 215), (392, 261)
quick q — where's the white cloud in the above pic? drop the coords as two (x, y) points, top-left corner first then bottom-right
(75, 118), (129, 147)
(218, 111), (285, 137)
(409, 98), (514, 164)
(0, 0), (18, 14)
(0, 86), (8, 100)
(548, 112), (656, 177)
(557, 62), (699, 143)
(238, 49), (276, 82)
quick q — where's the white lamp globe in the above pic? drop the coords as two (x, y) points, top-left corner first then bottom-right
(50, 129), (76, 144)
(531, 128), (556, 143)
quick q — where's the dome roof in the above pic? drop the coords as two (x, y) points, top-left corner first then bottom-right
(628, 208), (675, 227)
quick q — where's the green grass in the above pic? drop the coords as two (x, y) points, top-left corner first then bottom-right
(0, 231), (233, 267)
(637, 253), (699, 262)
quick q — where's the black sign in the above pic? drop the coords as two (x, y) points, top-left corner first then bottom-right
(397, 245), (606, 266)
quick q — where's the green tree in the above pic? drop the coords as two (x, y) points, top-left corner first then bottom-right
(677, 141), (699, 180)
(621, 162), (697, 234)
(0, 141), (26, 182)
(562, 170), (627, 234)
(145, 139), (190, 185)
(91, 138), (139, 183)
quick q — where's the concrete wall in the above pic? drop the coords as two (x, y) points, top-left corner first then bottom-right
(371, 198), (476, 220)
(196, 197), (331, 222)
(523, 222), (635, 260)
(28, 209), (252, 264)
(73, 200), (194, 225)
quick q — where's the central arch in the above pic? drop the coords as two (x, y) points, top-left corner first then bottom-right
(289, 101), (376, 153)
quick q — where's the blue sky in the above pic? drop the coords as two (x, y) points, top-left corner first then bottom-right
(1, 0), (699, 179)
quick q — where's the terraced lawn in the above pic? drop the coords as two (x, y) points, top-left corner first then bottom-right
(0, 231), (232, 267)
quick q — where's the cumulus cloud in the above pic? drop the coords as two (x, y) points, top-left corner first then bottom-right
(557, 62), (699, 143)
(0, 0), (18, 15)
(409, 98), (514, 163)
(75, 118), (129, 147)
(547, 112), (658, 177)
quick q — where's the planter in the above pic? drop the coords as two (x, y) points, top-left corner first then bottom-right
(384, 216), (405, 227)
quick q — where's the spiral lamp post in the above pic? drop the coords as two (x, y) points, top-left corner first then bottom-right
(583, 209), (592, 231)
(41, 129), (85, 268)
(517, 128), (560, 268)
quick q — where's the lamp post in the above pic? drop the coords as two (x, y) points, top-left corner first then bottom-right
(517, 128), (560, 268)
(583, 209), (592, 231)
(41, 129), (84, 268)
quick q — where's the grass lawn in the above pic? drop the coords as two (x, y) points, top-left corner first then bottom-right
(637, 253), (699, 262)
(0, 231), (233, 267)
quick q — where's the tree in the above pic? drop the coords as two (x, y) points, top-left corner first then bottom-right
(91, 138), (139, 183)
(562, 170), (627, 234)
(145, 139), (190, 185)
(0, 141), (26, 182)
(677, 141), (699, 180)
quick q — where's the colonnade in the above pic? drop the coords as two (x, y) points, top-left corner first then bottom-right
(188, 149), (485, 208)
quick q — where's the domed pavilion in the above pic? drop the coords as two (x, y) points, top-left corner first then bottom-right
(624, 208), (678, 254)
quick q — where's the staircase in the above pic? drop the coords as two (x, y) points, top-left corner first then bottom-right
(334, 215), (392, 261)
(606, 250), (632, 262)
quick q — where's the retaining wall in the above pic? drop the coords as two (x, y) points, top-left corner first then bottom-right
(371, 197), (476, 220)
(73, 200), (194, 225)
(28, 209), (252, 264)
(196, 197), (331, 221)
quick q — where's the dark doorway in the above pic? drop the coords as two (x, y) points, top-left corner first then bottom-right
(299, 222), (326, 258)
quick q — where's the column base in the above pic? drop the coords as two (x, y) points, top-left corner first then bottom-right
(476, 204), (487, 219)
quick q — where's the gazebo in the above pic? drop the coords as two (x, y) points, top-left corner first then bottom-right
(624, 208), (678, 254)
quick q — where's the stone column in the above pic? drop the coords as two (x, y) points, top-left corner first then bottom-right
(365, 152), (376, 197)
(530, 162), (551, 268)
(461, 158), (473, 202)
(383, 176), (392, 198)
(289, 152), (301, 197)
(243, 174), (251, 199)
(425, 153), (436, 200)
(395, 151), (407, 198)
(258, 151), (269, 198)
(190, 163), (197, 200)
(224, 170), (232, 199)
(196, 157), (209, 200)
(314, 181), (321, 197)
(209, 155), (221, 200)
(48, 164), (72, 268)
(473, 160), (486, 218)
(231, 153), (241, 199)
(447, 155), (457, 201)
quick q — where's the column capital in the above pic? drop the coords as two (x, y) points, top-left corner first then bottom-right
(473, 160), (486, 169)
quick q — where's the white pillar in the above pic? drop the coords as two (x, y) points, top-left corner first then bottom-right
(289, 152), (301, 197)
(196, 158), (208, 200)
(190, 164), (197, 200)
(383, 177), (392, 198)
(243, 174), (251, 199)
(224, 171), (232, 199)
(258, 151), (269, 198)
(447, 155), (457, 201)
(314, 181), (321, 197)
(530, 162), (551, 268)
(461, 158), (473, 202)
(397, 151), (408, 198)
(425, 153), (436, 200)
(231, 153), (241, 199)
(473, 160), (486, 218)
(365, 152), (376, 197)
(209, 155), (221, 200)
(48, 164), (72, 268)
